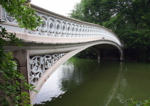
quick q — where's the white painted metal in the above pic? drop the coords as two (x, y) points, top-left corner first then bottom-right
(29, 53), (66, 85)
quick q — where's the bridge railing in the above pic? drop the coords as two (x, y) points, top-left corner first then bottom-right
(0, 4), (121, 46)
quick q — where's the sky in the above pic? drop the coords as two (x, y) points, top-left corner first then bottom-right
(31, 0), (81, 16)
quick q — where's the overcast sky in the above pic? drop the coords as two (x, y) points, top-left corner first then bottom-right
(31, 0), (81, 16)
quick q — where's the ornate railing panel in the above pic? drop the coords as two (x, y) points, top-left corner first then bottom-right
(2, 8), (17, 23)
(0, 5), (121, 46)
(29, 53), (66, 85)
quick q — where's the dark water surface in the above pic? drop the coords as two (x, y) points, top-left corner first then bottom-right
(34, 58), (150, 106)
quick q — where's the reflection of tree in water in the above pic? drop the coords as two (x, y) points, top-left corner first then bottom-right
(60, 58), (98, 93)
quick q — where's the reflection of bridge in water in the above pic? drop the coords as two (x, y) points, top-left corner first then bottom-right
(0, 4), (123, 104)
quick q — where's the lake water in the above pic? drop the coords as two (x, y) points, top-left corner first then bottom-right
(34, 58), (150, 106)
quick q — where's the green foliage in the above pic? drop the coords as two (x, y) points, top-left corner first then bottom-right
(128, 99), (150, 106)
(104, 0), (150, 61)
(75, 48), (97, 59)
(0, 52), (31, 106)
(0, 0), (41, 105)
(70, 0), (150, 62)
(0, 0), (42, 30)
(70, 0), (114, 24)
(69, 2), (85, 21)
(0, 20), (36, 105)
(0, 20), (22, 64)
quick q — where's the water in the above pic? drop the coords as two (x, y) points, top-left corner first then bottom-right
(34, 58), (150, 106)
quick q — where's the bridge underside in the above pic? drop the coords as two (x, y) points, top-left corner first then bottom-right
(92, 44), (123, 60)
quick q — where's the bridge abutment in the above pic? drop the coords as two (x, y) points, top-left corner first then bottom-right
(91, 47), (102, 60)
(13, 50), (31, 104)
(120, 49), (124, 61)
(13, 50), (29, 83)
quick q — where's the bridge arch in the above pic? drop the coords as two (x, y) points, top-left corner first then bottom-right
(83, 43), (123, 60)
(92, 43), (123, 61)
(30, 40), (123, 103)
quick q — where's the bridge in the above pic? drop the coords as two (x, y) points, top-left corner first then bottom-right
(0, 4), (123, 104)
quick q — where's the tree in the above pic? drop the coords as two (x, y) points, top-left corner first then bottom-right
(103, 0), (150, 61)
(69, 2), (85, 21)
(0, 0), (41, 30)
(0, 0), (41, 105)
(70, 0), (150, 61)
(70, 0), (117, 24)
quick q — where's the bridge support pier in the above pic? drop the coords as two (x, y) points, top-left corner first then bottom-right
(120, 50), (124, 61)
(96, 49), (101, 60)
(91, 47), (102, 60)
(13, 50), (31, 104)
(13, 50), (29, 83)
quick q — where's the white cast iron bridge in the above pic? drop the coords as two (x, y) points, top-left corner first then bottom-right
(0, 4), (123, 104)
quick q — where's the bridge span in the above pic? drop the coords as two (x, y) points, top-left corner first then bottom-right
(0, 4), (123, 104)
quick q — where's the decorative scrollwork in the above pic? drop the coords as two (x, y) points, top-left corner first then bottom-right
(29, 53), (66, 85)
(24, 11), (107, 38)
(1, 6), (120, 45)
(39, 16), (47, 35)
(2, 8), (16, 23)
